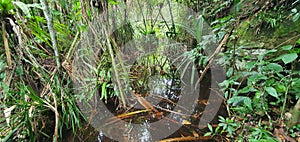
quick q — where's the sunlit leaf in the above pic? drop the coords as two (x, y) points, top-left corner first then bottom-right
(280, 45), (293, 51)
(204, 132), (212, 136)
(293, 13), (300, 22)
(208, 123), (213, 132)
(264, 63), (283, 72)
(266, 87), (279, 98)
(279, 53), (298, 64)
(100, 82), (107, 100)
(215, 126), (220, 133)
(275, 84), (286, 93)
(108, 0), (118, 5)
(4, 105), (16, 124)
(182, 120), (191, 125)
(1, 0), (14, 12)
(247, 73), (267, 84)
(226, 67), (233, 77)
(14, 1), (31, 17)
(218, 116), (225, 122)
(265, 49), (277, 55)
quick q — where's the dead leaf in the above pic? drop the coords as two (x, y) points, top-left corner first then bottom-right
(182, 120), (191, 125)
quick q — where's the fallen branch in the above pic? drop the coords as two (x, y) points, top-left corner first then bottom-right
(195, 32), (231, 89)
(159, 136), (212, 142)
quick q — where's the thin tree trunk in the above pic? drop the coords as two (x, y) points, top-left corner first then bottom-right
(39, 0), (60, 141)
(40, 0), (61, 71)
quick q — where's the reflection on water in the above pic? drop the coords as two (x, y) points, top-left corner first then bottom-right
(71, 50), (226, 141)
(72, 68), (226, 142)
(98, 122), (154, 142)
(95, 59), (226, 141)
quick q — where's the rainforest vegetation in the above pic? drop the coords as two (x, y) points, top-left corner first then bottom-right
(0, 0), (300, 141)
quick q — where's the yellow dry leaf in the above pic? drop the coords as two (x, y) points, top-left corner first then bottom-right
(182, 120), (191, 125)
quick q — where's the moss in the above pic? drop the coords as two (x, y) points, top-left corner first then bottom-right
(274, 20), (300, 36)
(236, 17), (300, 49)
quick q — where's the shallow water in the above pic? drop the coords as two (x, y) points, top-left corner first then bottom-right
(88, 68), (227, 142)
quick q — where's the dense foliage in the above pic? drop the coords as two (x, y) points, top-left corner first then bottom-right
(0, 0), (299, 141)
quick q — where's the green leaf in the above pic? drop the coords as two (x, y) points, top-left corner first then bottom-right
(226, 67), (233, 77)
(0, 4), (3, 11)
(238, 86), (257, 94)
(245, 61), (256, 69)
(227, 96), (252, 110)
(108, 0), (118, 5)
(14, 1), (31, 17)
(247, 73), (267, 84)
(293, 13), (300, 22)
(215, 125), (220, 133)
(266, 87), (279, 98)
(16, 66), (24, 76)
(100, 82), (107, 100)
(265, 49), (277, 55)
(244, 97), (252, 110)
(204, 132), (212, 136)
(0, 0), (13, 11)
(280, 53), (298, 64)
(27, 3), (42, 9)
(264, 63), (283, 72)
(218, 116), (225, 122)
(208, 123), (213, 132)
(275, 84), (286, 93)
(280, 45), (293, 51)
(219, 123), (226, 127)
(291, 8), (298, 13)
(228, 126), (234, 136)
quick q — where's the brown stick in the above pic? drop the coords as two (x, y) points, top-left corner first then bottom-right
(135, 93), (159, 113)
(159, 136), (212, 142)
(195, 33), (230, 89)
(80, 0), (88, 22)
